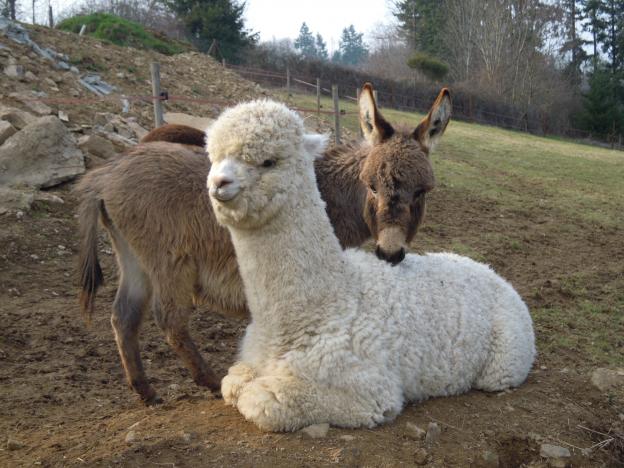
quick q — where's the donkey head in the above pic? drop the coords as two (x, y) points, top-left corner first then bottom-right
(358, 84), (451, 265)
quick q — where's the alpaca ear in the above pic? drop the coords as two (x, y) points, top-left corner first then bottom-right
(359, 83), (394, 145)
(303, 133), (329, 160)
(414, 88), (451, 153)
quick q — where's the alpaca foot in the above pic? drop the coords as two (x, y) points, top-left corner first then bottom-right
(221, 362), (256, 406)
(236, 377), (308, 432)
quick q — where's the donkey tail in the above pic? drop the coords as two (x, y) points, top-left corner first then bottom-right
(76, 181), (105, 323)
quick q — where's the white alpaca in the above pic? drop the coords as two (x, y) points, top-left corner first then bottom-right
(206, 100), (536, 431)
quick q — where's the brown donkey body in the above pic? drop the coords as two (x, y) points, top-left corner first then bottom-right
(76, 85), (451, 403)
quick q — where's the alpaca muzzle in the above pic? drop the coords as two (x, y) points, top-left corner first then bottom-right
(208, 159), (241, 202)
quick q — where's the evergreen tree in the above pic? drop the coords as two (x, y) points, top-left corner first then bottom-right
(578, 66), (623, 139)
(164, 0), (257, 62)
(391, 0), (446, 56)
(598, 0), (624, 74)
(337, 25), (368, 66)
(560, 0), (588, 81)
(294, 22), (317, 58)
(581, 0), (607, 71)
(315, 33), (328, 60)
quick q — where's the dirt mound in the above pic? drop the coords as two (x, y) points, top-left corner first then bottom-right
(1, 22), (267, 131)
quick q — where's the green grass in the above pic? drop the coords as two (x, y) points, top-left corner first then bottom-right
(58, 13), (187, 56)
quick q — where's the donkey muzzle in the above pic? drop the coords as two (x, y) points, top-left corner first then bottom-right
(375, 245), (406, 266)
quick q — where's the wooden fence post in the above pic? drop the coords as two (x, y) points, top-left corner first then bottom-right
(150, 62), (164, 128)
(332, 84), (341, 145)
(222, 58), (226, 67)
(286, 67), (291, 96)
(79, 24), (86, 36)
(316, 78), (321, 130)
(356, 87), (362, 138)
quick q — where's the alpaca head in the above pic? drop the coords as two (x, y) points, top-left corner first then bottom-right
(207, 100), (327, 229)
(358, 84), (451, 265)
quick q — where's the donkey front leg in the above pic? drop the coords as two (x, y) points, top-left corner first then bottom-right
(153, 292), (220, 392)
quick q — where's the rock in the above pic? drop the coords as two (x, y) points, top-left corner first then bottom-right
(7, 437), (26, 450)
(482, 450), (500, 467)
(126, 120), (148, 140)
(58, 111), (69, 122)
(95, 130), (136, 152)
(405, 422), (426, 440)
(125, 430), (137, 443)
(591, 368), (624, 392)
(4, 64), (25, 79)
(0, 186), (35, 213)
(0, 116), (85, 188)
(425, 422), (441, 446)
(0, 106), (36, 130)
(181, 432), (194, 443)
(24, 70), (37, 81)
(10, 91), (52, 116)
(339, 435), (355, 441)
(414, 448), (430, 465)
(44, 77), (57, 87)
(78, 134), (117, 160)
(540, 444), (571, 464)
(0, 120), (17, 145)
(40, 193), (63, 208)
(300, 423), (329, 439)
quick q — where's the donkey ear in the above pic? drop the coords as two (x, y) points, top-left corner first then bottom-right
(303, 133), (329, 160)
(414, 88), (452, 152)
(359, 83), (394, 145)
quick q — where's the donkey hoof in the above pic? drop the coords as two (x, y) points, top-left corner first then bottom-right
(195, 371), (221, 392)
(142, 393), (164, 406)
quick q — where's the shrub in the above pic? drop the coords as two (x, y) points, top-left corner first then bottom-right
(407, 52), (449, 81)
(57, 13), (187, 55)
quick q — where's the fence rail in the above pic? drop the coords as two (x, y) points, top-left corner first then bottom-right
(226, 62), (622, 149)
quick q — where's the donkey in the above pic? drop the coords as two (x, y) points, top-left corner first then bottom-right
(140, 123), (206, 147)
(76, 84), (452, 404)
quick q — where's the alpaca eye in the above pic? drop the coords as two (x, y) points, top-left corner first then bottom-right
(369, 184), (377, 195)
(261, 159), (276, 168)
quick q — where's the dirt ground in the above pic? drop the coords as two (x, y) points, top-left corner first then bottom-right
(1, 176), (622, 468)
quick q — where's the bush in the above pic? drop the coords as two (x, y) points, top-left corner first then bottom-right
(407, 52), (449, 81)
(57, 13), (187, 55)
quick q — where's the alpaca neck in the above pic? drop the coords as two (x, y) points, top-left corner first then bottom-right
(227, 177), (346, 326)
(315, 144), (369, 248)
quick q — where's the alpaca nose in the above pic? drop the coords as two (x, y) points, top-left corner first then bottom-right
(213, 175), (233, 189)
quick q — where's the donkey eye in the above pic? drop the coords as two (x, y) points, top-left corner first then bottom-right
(260, 159), (276, 168)
(369, 184), (377, 195)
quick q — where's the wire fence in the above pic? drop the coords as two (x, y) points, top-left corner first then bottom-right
(227, 63), (624, 150)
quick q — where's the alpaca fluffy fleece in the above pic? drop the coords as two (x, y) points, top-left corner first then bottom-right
(207, 100), (536, 432)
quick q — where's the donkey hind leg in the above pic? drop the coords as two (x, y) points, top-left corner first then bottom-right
(109, 231), (158, 404)
(153, 292), (220, 392)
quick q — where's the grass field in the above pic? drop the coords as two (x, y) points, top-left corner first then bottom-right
(281, 90), (624, 367)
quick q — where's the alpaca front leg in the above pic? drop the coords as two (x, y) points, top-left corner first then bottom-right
(235, 375), (320, 432)
(221, 362), (256, 406)
(236, 374), (404, 431)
